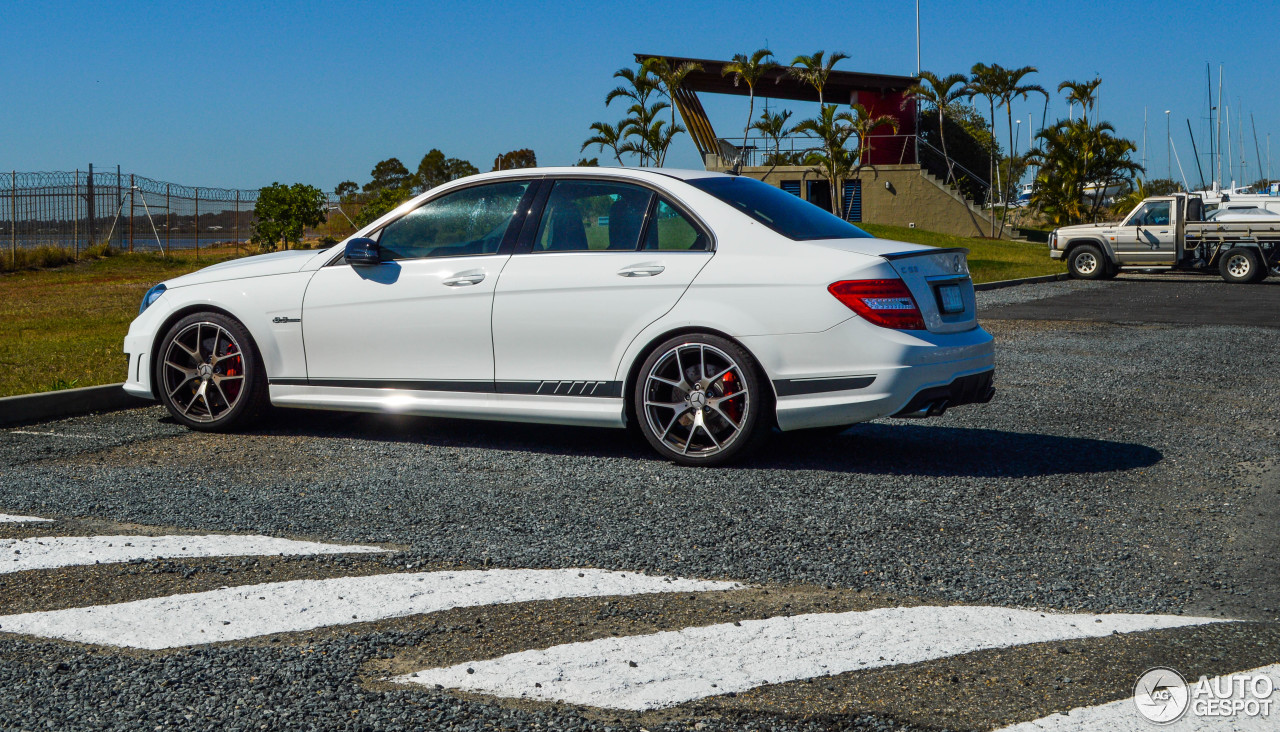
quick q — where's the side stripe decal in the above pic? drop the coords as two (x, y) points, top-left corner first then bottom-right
(269, 378), (623, 398)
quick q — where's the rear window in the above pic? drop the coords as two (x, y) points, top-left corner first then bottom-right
(686, 176), (872, 241)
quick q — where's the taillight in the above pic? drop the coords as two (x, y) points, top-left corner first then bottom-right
(828, 279), (926, 330)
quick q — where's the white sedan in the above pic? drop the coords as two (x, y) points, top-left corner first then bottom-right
(124, 168), (994, 465)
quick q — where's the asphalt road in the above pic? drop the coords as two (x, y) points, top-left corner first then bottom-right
(983, 273), (1280, 327)
(0, 277), (1277, 731)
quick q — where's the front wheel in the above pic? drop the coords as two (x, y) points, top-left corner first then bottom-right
(633, 334), (771, 467)
(1068, 244), (1108, 280)
(1219, 247), (1262, 284)
(155, 312), (269, 431)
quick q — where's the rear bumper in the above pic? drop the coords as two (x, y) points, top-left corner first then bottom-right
(742, 316), (995, 431)
(891, 369), (994, 417)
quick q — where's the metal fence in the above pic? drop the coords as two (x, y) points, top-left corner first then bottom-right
(0, 167), (361, 260)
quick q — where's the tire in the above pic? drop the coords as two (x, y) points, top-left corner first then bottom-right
(632, 334), (772, 466)
(1219, 247), (1262, 284)
(1067, 244), (1108, 280)
(155, 312), (269, 431)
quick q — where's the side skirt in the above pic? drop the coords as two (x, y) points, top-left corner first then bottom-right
(267, 383), (626, 428)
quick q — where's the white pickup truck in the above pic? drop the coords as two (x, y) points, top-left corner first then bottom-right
(1049, 193), (1280, 283)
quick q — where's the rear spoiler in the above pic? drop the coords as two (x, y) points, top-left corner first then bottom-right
(881, 247), (970, 261)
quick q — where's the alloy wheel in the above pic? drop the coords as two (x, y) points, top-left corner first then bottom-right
(162, 322), (246, 423)
(642, 343), (750, 458)
(1074, 252), (1098, 275)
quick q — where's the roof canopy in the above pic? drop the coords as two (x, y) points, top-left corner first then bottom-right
(633, 54), (917, 105)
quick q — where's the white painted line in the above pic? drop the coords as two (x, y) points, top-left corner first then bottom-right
(0, 568), (739, 649)
(998, 663), (1280, 731)
(1, 534), (387, 574)
(395, 606), (1228, 711)
(0, 514), (53, 524)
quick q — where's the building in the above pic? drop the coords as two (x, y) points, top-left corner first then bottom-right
(637, 54), (1003, 239)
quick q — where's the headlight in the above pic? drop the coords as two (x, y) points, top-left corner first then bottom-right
(139, 284), (166, 314)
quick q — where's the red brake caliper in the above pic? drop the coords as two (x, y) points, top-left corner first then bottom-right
(721, 371), (742, 423)
(223, 343), (242, 399)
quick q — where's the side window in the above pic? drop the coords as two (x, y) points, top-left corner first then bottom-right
(1127, 201), (1171, 227)
(376, 181), (529, 260)
(643, 198), (708, 251)
(533, 180), (654, 252)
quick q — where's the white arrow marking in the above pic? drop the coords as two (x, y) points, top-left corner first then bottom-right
(0, 568), (740, 649)
(395, 606), (1228, 711)
(1, 534), (386, 573)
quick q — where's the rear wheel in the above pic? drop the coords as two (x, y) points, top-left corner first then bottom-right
(1219, 247), (1262, 284)
(1068, 244), (1108, 280)
(633, 334), (771, 466)
(156, 312), (268, 431)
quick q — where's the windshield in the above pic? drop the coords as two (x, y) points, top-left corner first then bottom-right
(685, 177), (872, 241)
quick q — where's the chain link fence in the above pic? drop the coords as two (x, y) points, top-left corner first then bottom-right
(0, 168), (363, 262)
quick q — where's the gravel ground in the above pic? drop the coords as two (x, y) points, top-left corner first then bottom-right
(0, 277), (1276, 730)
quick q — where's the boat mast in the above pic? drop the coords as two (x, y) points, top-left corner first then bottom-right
(1216, 64), (1223, 187)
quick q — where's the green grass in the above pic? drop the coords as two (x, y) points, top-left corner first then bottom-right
(0, 248), (242, 398)
(859, 223), (1065, 284)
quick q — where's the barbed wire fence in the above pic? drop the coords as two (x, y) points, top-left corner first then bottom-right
(0, 167), (363, 265)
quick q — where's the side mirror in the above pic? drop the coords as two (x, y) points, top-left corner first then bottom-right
(344, 237), (381, 266)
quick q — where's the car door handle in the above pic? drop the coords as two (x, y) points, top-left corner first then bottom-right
(443, 273), (485, 287)
(617, 265), (665, 277)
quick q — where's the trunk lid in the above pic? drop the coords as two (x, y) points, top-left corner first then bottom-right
(882, 246), (978, 334)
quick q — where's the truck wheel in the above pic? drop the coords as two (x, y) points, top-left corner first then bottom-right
(1068, 245), (1108, 280)
(1219, 248), (1262, 284)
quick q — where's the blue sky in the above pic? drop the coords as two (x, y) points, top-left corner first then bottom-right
(2, 1), (1276, 191)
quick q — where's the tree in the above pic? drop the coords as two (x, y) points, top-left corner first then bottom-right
(848, 102), (901, 168)
(581, 121), (628, 165)
(416, 149), (479, 191)
(788, 50), (849, 107)
(994, 66), (1048, 237)
(575, 157), (599, 167)
(968, 63), (1005, 235)
(492, 148), (537, 171)
(1027, 117), (1140, 226)
(363, 158), (413, 193)
(793, 104), (857, 217)
(1058, 78), (1101, 124)
(905, 71), (970, 185)
(251, 183), (327, 251)
(353, 187), (412, 228)
(722, 49), (778, 160)
(604, 64), (681, 166)
(751, 108), (794, 179)
(334, 180), (358, 199)
(641, 56), (702, 157)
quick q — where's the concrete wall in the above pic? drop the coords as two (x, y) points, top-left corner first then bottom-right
(706, 161), (1004, 239)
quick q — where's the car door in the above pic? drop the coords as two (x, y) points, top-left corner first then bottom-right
(1113, 199), (1176, 265)
(301, 179), (534, 387)
(491, 178), (713, 392)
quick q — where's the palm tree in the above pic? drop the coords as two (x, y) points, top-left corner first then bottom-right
(618, 99), (671, 167)
(605, 66), (658, 108)
(788, 50), (849, 107)
(581, 121), (628, 166)
(721, 49), (778, 161)
(751, 108), (794, 179)
(1058, 78), (1101, 124)
(995, 66), (1048, 237)
(904, 71), (970, 185)
(848, 102), (901, 168)
(641, 57), (704, 150)
(793, 104), (857, 217)
(968, 63), (1005, 235)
